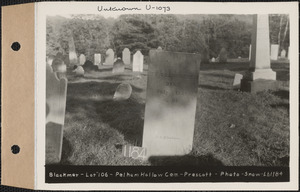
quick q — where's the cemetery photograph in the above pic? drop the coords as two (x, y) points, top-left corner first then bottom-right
(45, 14), (290, 167)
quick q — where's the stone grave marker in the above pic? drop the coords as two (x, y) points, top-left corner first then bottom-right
(280, 49), (286, 58)
(83, 60), (98, 72)
(47, 55), (55, 66)
(241, 14), (277, 93)
(233, 73), (243, 87)
(157, 46), (163, 50)
(270, 44), (279, 60)
(51, 58), (67, 79)
(122, 48), (131, 65)
(142, 50), (200, 158)
(249, 44), (252, 60)
(113, 83), (132, 101)
(73, 65), (84, 76)
(105, 48), (114, 65)
(69, 36), (78, 65)
(211, 57), (216, 62)
(94, 53), (101, 65)
(112, 58), (125, 73)
(79, 54), (86, 65)
(219, 47), (227, 62)
(132, 51), (143, 72)
(46, 63), (68, 164)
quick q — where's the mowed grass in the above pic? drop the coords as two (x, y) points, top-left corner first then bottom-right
(60, 60), (289, 167)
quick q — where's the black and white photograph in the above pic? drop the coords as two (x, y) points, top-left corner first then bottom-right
(40, 2), (298, 189)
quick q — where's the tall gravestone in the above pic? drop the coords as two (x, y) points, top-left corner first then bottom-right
(94, 53), (101, 66)
(270, 44), (279, 60)
(122, 48), (131, 65)
(142, 50), (200, 158)
(249, 44), (252, 60)
(132, 51), (143, 72)
(79, 54), (86, 65)
(105, 49), (114, 65)
(46, 64), (68, 164)
(241, 14), (277, 93)
(69, 35), (78, 65)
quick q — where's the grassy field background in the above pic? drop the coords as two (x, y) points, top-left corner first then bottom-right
(60, 59), (289, 167)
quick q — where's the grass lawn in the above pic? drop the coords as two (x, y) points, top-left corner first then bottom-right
(59, 60), (289, 167)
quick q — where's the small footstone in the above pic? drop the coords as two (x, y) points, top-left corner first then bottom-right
(113, 83), (132, 101)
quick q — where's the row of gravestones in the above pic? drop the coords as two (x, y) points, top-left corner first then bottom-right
(210, 44), (290, 63)
(78, 49), (144, 73)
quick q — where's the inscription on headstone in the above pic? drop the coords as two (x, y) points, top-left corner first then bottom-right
(122, 48), (131, 65)
(132, 51), (144, 72)
(142, 50), (200, 158)
(46, 64), (68, 164)
(105, 48), (114, 65)
(94, 53), (101, 65)
(79, 54), (86, 65)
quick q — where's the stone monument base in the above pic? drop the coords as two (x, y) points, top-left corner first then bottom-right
(240, 79), (278, 93)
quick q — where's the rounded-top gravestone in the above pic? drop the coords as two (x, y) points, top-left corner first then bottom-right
(113, 83), (132, 101)
(112, 58), (125, 73)
(219, 48), (227, 63)
(73, 65), (84, 76)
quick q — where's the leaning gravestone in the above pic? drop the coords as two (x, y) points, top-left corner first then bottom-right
(94, 53), (101, 65)
(219, 47), (227, 62)
(280, 49), (286, 58)
(112, 58), (125, 73)
(132, 51), (143, 72)
(105, 48), (114, 65)
(113, 83), (132, 101)
(122, 48), (131, 65)
(142, 50), (200, 158)
(46, 63), (68, 164)
(79, 54), (86, 65)
(233, 73), (243, 87)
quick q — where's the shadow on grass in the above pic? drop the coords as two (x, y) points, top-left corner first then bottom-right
(148, 153), (224, 166)
(60, 137), (73, 165)
(199, 84), (228, 91)
(273, 90), (289, 100)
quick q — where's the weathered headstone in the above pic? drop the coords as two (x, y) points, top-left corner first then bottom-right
(47, 55), (55, 66)
(270, 44), (279, 60)
(113, 83), (132, 101)
(94, 53), (101, 66)
(142, 50), (200, 158)
(104, 48), (114, 65)
(83, 60), (98, 72)
(241, 14), (277, 93)
(249, 44), (252, 60)
(233, 73), (243, 86)
(122, 48), (131, 65)
(79, 54), (86, 65)
(46, 63), (67, 164)
(112, 58), (125, 73)
(157, 46), (163, 50)
(219, 47), (227, 62)
(211, 57), (216, 62)
(280, 49), (286, 58)
(132, 51), (144, 72)
(69, 35), (78, 65)
(73, 65), (84, 76)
